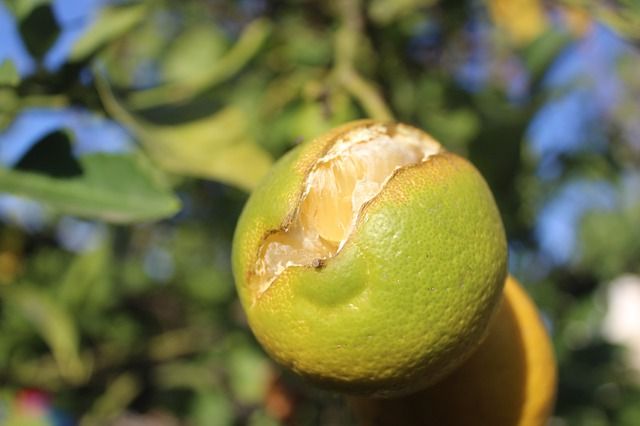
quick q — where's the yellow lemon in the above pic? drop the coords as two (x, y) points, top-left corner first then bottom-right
(349, 276), (558, 424)
(232, 120), (507, 396)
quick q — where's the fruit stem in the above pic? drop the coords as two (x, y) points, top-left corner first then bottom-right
(334, 0), (394, 121)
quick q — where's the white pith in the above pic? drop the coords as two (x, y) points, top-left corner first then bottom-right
(254, 124), (442, 295)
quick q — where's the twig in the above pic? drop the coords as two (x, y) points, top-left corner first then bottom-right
(334, 0), (394, 121)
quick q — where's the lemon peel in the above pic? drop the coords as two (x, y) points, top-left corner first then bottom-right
(349, 276), (558, 425)
(232, 120), (507, 396)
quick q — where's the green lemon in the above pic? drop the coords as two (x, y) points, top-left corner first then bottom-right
(232, 120), (507, 397)
(349, 276), (558, 424)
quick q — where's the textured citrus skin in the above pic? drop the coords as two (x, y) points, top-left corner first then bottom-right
(232, 120), (508, 396)
(349, 276), (558, 425)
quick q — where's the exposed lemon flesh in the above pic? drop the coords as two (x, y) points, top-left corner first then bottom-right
(254, 125), (442, 295)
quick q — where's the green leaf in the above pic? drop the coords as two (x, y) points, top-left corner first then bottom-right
(18, 2), (60, 59)
(421, 109), (480, 152)
(0, 90), (19, 131)
(81, 373), (141, 425)
(594, 2), (640, 41)
(579, 205), (640, 280)
(161, 24), (229, 84)
(368, 0), (438, 25)
(8, 286), (87, 384)
(277, 18), (332, 66)
(248, 410), (281, 426)
(70, 2), (149, 62)
(190, 390), (234, 426)
(225, 337), (270, 404)
(97, 76), (273, 191)
(0, 152), (181, 223)
(521, 29), (573, 88)
(126, 18), (272, 108)
(58, 241), (112, 312)
(259, 91), (359, 156)
(5, 0), (49, 20)
(0, 60), (20, 87)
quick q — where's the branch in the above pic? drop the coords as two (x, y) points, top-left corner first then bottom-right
(334, 0), (394, 121)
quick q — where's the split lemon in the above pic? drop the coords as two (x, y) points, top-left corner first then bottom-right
(232, 120), (507, 396)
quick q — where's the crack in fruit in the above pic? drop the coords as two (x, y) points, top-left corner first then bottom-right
(253, 124), (442, 295)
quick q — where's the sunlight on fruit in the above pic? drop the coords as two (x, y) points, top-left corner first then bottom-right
(349, 276), (557, 426)
(232, 120), (507, 396)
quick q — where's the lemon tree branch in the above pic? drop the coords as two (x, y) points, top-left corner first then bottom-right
(334, 0), (394, 121)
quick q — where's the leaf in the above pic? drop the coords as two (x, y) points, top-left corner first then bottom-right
(224, 335), (270, 404)
(190, 391), (234, 426)
(421, 109), (480, 152)
(227, 346), (270, 404)
(579, 206), (640, 280)
(161, 24), (229, 84)
(8, 286), (87, 384)
(126, 18), (271, 109)
(521, 29), (573, 87)
(58, 241), (112, 312)
(248, 410), (281, 426)
(593, 2), (640, 41)
(5, 0), (49, 20)
(81, 373), (141, 425)
(18, 2), (60, 59)
(97, 76), (273, 191)
(368, 0), (438, 25)
(70, 2), (149, 62)
(0, 152), (181, 223)
(0, 60), (20, 87)
(258, 90), (358, 156)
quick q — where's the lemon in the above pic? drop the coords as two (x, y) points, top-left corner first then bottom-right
(232, 120), (507, 396)
(349, 276), (558, 425)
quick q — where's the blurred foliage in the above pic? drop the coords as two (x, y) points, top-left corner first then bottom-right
(0, 0), (640, 424)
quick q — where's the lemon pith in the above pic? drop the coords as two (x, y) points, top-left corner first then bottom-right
(255, 124), (442, 296)
(232, 120), (508, 396)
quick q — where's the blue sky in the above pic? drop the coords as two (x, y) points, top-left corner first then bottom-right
(448, 16), (638, 266)
(0, 0), (107, 73)
(527, 24), (639, 265)
(0, 0), (127, 241)
(0, 2), (35, 74)
(528, 24), (629, 180)
(0, 108), (133, 167)
(0, 0), (133, 167)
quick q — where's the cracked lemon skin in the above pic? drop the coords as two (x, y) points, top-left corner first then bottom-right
(232, 120), (508, 397)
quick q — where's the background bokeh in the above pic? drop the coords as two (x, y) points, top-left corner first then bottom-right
(1, 0), (640, 424)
